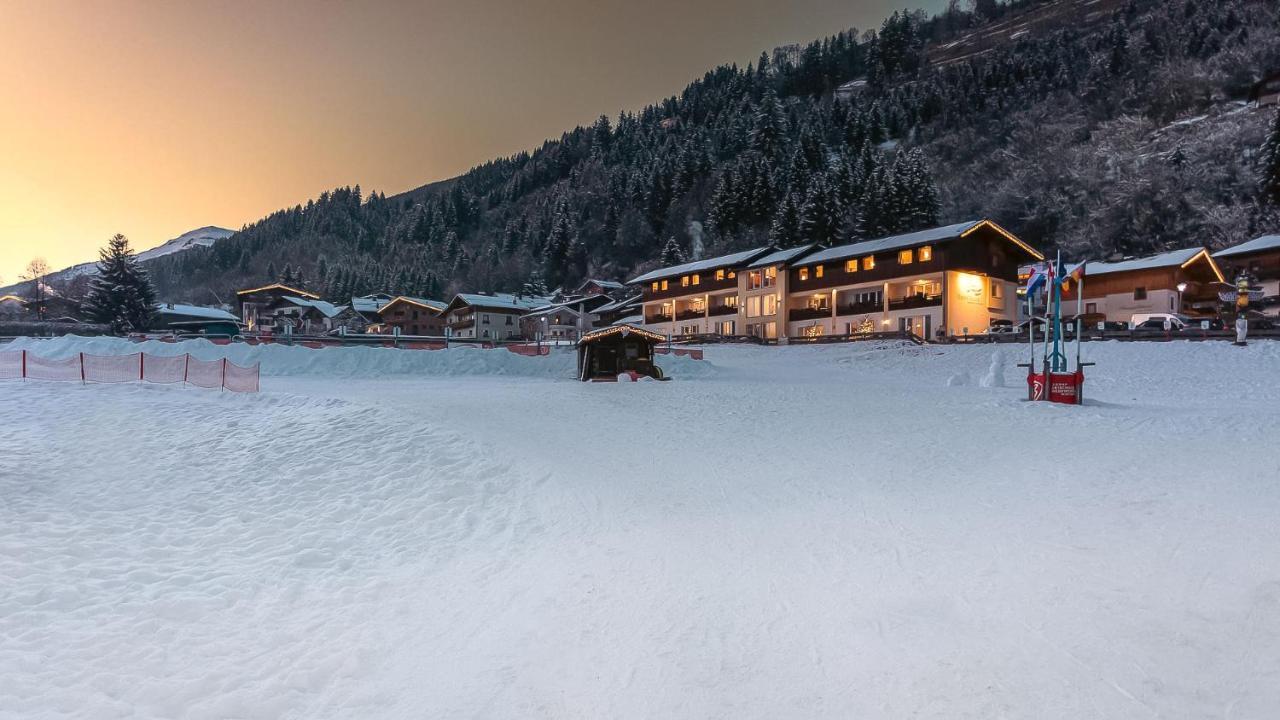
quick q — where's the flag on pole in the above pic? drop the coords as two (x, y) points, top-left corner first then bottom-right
(1061, 261), (1087, 291)
(1025, 263), (1048, 295)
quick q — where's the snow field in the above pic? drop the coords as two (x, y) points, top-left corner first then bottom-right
(3, 338), (1279, 718)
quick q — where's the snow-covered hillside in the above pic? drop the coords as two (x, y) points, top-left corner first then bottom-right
(2, 339), (1278, 718)
(0, 227), (233, 295)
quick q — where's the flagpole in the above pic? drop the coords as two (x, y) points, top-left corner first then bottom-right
(1075, 271), (1084, 371)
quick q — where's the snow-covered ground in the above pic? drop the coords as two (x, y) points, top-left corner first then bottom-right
(2, 339), (1279, 719)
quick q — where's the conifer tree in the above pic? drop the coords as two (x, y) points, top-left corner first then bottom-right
(82, 234), (158, 334)
(750, 90), (788, 157)
(660, 236), (686, 266)
(799, 175), (844, 245)
(769, 193), (803, 247)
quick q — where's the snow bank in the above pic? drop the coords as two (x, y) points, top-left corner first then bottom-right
(2, 335), (718, 380)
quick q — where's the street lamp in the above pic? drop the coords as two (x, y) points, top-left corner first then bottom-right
(1176, 282), (1188, 314)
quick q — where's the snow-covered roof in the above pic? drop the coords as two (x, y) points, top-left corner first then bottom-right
(280, 296), (342, 318)
(578, 278), (626, 291)
(628, 247), (773, 285)
(447, 293), (548, 312)
(154, 304), (238, 321)
(379, 296), (446, 314)
(593, 294), (642, 314)
(236, 283), (318, 299)
(613, 314), (644, 326)
(747, 244), (822, 269)
(352, 295), (393, 314)
(1086, 247), (1207, 276)
(1213, 235), (1280, 259)
(801, 221), (987, 265)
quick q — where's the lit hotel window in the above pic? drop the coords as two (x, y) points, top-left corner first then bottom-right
(715, 269), (725, 281)
(681, 276), (690, 287)
(651, 282), (659, 292)
(863, 256), (875, 271)
(898, 249), (913, 265)
(815, 265), (824, 278)
(845, 259), (857, 273)
(692, 274), (700, 285)
(799, 267), (809, 281)
(660, 280), (669, 291)
(919, 246), (933, 262)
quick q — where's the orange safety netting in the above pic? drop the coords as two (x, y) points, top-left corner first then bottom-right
(0, 349), (259, 392)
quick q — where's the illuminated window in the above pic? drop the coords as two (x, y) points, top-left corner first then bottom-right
(651, 282), (659, 292)
(898, 249), (913, 265)
(815, 265), (824, 278)
(728, 270), (736, 279)
(845, 259), (858, 273)
(763, 267), (777, 287)
(692, 274), (700, 286)
(863, 256), (875, 271)
(660, 280), (669, 291)
(762, 294), (778, 315)
(748, 270), (762, 290)
(715, 269), (725, 281)
(919, 246), (933, 262)
(799, 267), (810, 281)
(724, 295), (738, 308)
(681, 276), (690, 287)
(746, 296), (762, 318)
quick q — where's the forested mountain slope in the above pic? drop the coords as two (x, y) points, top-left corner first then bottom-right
(147, 0), (1280, 302)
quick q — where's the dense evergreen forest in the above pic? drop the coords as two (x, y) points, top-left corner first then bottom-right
(148, 0), (1280, 302)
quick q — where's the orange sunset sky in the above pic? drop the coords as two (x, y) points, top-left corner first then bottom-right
(0, 0), (944, 284)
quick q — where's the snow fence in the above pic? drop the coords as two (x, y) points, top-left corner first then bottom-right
(0, 349), (260, 392)
(1, 336), (717, 380)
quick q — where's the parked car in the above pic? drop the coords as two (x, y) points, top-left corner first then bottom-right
(1134, 318), (1180, 331)
(1130, 313), (1190, 329)
(984, 320), (1018, 335)
(1177, 318), (1225, 332)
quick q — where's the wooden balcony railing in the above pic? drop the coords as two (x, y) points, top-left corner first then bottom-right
(708, 305), (738, 317)
(788, 306), (832, 321)
(888, 294), (942, 311)
(835, 301), (883, 316)
(675, 309), (704, 321)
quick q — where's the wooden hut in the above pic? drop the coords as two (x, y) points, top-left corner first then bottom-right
(576, 324), (667, 381)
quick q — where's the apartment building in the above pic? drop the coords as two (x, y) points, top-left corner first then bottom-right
(629, 219), (1043, 341)
(1064, 247), (1225, 322)
(629, 247), (773, 338)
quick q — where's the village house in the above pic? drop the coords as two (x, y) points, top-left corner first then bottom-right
(591, 293), (643, 327)
(266, 295), (345, 335)
(235, 283), (318, 332)
(441, 293), (545, 340)
(1064, 247), (1225, 323)
(351, 293), (394, 327)
(519, 294), (613, 341)
(629, 247), (773, 339)
(377, 296), (447, 336)
(1213, 235), (1280, 316)
(573, 278), (629, 298)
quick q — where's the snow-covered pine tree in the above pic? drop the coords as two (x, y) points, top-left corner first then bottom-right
(266, 260), (277, 282)
(659, 236), (686, 266)
(768, 193), (803, 247)
(750, 90), (788, 158)
(82, 234), (158, 334)
(1261, 109), (1280, 207)
(799, 175), (844, 246)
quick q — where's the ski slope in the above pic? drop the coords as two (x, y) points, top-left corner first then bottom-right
(2, 339), (1278, 719)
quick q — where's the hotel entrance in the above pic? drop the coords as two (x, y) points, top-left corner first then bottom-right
(898, 315), (931, 339)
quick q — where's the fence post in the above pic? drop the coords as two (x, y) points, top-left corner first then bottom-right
(139, 353), (145, 382)
(79, 352), (86, 384)
(221, 358), (227, 391)
(183, 353), (189, 386)
(21, 349), (26, 380)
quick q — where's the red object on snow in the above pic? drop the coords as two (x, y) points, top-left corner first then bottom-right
(1027, 370), (1085, 405)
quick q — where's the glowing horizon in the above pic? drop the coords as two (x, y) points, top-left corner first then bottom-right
(0, 0), (944, 285)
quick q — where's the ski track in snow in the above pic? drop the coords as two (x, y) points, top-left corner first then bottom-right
(2, 339), (1280, 719)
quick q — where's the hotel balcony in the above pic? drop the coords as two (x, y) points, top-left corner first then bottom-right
(647, 312), (673, 323)
(788, 306), (831, 322)
(888, 294), (942, 311)
(835, 300), (883, 317)
(708, 305), (738, 317)
(675, 308), (704, 321)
